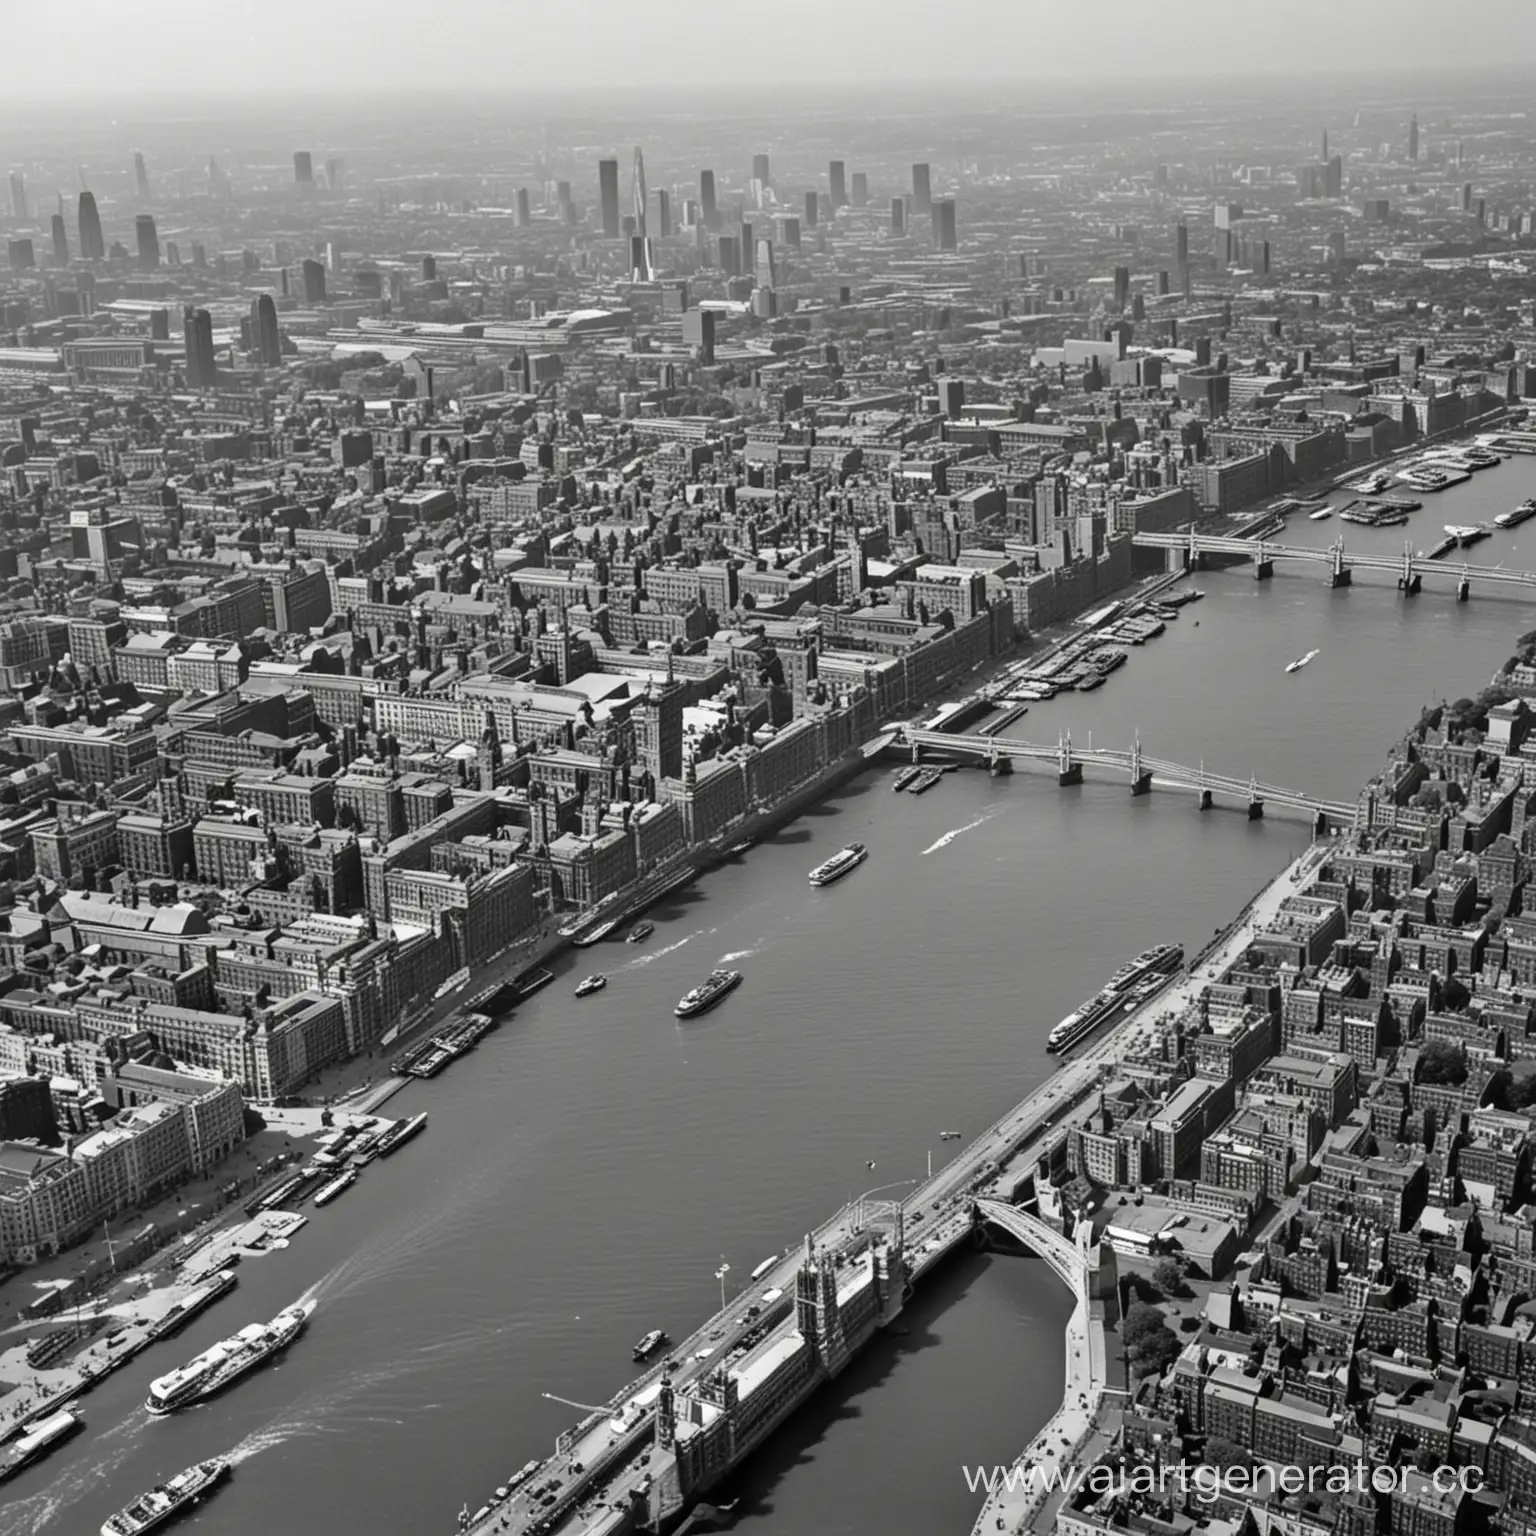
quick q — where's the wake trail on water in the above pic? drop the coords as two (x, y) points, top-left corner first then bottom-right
(920, 810), (1000, 856)
(624, 930), (704, 967)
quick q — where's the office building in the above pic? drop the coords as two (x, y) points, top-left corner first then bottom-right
(135, 214), (160, 271)
(252, 294), (281, 367)
(630, 234), (652, 282)
(300, 258), (326, 303)
(912, 163), (932, 215)
(516, 188), (531, 227)
(717, 234), (742, 277)
(1408, 113), (1419, 162)
(631, 147), (648, 239)
(78, 192), (104, 261)
(681, 309), (716, 365)
(133, 151), (149, 200)
(50, 214), (68, 266)
(598, 158), (620, 238)
(752, 152), (771, 186)
(850, 171), (868, 205)
(8, 171), (26, 221)
(654, 188), (671, 239)
(803, 191), (817, 228)
(932, 199), (956, 252)
(829, 159), (847, 209)
(1326, 156), (1343, 197)
(294, 150), (313, 184)
(8, 239), (35, 270)
(754, 237), (775, 289)
(890, 198), (905, 235)
(183, 306), (215, 389)
(699, 169), (717, 229)
(1175, 221), (1190, 292)
(781, 216), (801, 252)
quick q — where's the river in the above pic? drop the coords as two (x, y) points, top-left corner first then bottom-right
(13, 450), (1536, 1536)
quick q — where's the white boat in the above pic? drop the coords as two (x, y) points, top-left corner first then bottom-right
(1308, 508), (1332, 520)
(0, 1408), (83, 1483)
(146, 1303), (317, 1415)
(749, 1254), (780, 1283)
(808, 843), (867, 887)
(1285, 649), (1320, 674)
(312, 1168), (357, 1206)
(574, 974), (607, 998)
(101, 1459), (230, 1536)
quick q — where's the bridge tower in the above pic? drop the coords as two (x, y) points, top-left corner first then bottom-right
(795, 1237), (852, 1377)
(1186, 523), (1203, 572)
(1458, 567), (1471, 603)
(1197, 759), (1213, 811)
(1253, 538), (1274, 582)
(1129, 732), (1152, 796)
(1247, 773), (1265, 820)
(1399, 541), (1421, 595)
(1330, 536), (1352, 588)
(1057, 731), (1082, 787)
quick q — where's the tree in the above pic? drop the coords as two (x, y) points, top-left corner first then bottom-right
(1203, 1436), (1250, 1470)
(1419, 1039), (1469, 1085)
(1122, 1301), (1182, 1379)
(1152, 1257), (1186, 1296)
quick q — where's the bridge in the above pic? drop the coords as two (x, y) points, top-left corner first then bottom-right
(899, 726), (1357, 827)
(1134, 527), (1536, 597)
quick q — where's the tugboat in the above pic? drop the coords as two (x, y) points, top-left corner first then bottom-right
(807, 843), (867, 887)
(675, 970), (743, 1019)
(574, 974), (608, 998)
(632, 1329), (669, 1362)
(627, 921), (655, 944)
(101, 1460), (230, 1536)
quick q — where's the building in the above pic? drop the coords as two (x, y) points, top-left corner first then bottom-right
(598, 159), (620, 238)
(932, 200), (957, 252)
(134, 214), (159, 271)
(78, 192), (105, 261)
(912, 163), (932, 214)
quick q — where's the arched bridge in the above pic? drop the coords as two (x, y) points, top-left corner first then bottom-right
(974, 1199), (1091, 1297)
(1134, 527), (1536, 597)
(899, 727), (1356, 826)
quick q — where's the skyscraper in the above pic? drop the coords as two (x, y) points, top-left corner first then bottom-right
(829, 160), (847, 209)
(754, 237), (775, 289)
(50, 215), (68, 266)
(631, 147), (648, 239)
(717, 235), (742, 277)
(327, 158), (343, 191)
(699, 170), (717, 230)
(515, 188), (532, 227)
(9, 172), (26, 221)
(752, 153), (771, 187)
(183, 306), (215, 389)
(629, 234), (651, 282)
(252, 294), (281, 366)
(78, 192), (104, 261)
(1408, 113), (1419, 162)
(803, 191), (818, 228)
(294, 151), (314, 184)
(300, 258), (326, 303)
(133, 151), (149, 200)
(1325, 156), (1343, 198)
(912, 163), (931, 215)
(851, 172), (868, 206)
(1175, 221), (1190, 291)
(1321, 128), (1328, 162)
(932, 199), (956, 252)
(890, 198), (905, 235)
(598, 159), (620, 238)
(654, 189), (672, 239)
(781, 216), (801, 251)
(135, 214), (160, 271)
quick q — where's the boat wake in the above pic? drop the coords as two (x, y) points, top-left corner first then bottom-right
(717, 948), (756, 964)
(921, 812), (998, 856)
(5, 1426), (137, 1536)
(624, 932), (701, 967)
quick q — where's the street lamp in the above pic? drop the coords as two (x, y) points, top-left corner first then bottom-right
(714, 1261), (730, 1311)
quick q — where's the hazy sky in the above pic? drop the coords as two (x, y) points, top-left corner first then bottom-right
(9, 0), (1536, 99)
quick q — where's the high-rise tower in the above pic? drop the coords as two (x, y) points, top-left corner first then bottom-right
(1408, 113), (1419, 162)
(911, 163), (932, 215)
(135, 214), (160, 271)
(50, 215), (68, 265)
(133, 151), (150, 200)
(78, 192), (104, 261)
(598, 158), (620, 238)
(631, 147), (647, 239)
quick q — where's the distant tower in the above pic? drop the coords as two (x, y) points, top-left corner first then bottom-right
(8, 171), (26, 221)
(294, 150), (314, 185)
(134, 214), (160, 271)
(631, 147), (648, 240)
(50, 215), (68, 266)
(133, 151), (150, 200)
(1408, 113), (1419, 162)
(911, 163), (932, 215)
(751, 152), (771, 187)
(183, 305), (215, 389)
(78, 192), (104, 261)
(932, 199), (957, 252)
(300, 258), (326, 303)
(1321, 127), (1328, 162)
(597, 158), (620, 238)
(699, 169), (718, 230)
(251, 293), (281, 366)
(829, 159), (847, 209)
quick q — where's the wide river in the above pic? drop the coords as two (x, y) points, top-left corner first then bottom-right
(16, 451), (1536, 1536)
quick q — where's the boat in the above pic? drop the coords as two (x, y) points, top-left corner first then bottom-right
(312, 1168), (357, 1207)
(515, 968), (555, 999)
(0, 1408), (83, 1484)
(148, 1270), (238, 1343)
(1092, 648), (1128, 674)
(675, 970), (743, 1020)
(145, 1301), (315, 1416)
(633, 1329), (669, 1362)
(574, 974), (608, 998)
(1047, 943), (1183, 1054)
(375, 1112), (428, 1157)
(1077, 672), (1106, 691)
(1445, 523), (1490, 547)
(909, 768), (943, 794)
(1285, 649), (1320, 674)
(101, 1460), (230, 1536)
(1495, 499), (1536, 529)
(627, 920), (655, 944)
(891, 765), (923, 792)
(808, 842), (868, 887)
(940, 1130), (962, 1140)
(1308, 507), (1332, 520)
(1426, 534), (1457, 559)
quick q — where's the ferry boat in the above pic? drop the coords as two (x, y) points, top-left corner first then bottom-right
(1460, 446), (1502, 467)
(1308, 507), (1332, 520)
(312, 1168), (357, 1207)
(101, 1460), (229, 1536)
(632, 1329), (669, 1362)
(375, 1112), (428, 1157)
(0, 1408), (83, 1484)
(808, 843), (868, 887)
(1092, 648), (1128, 674)
(515, 968), (555, 999)
(626, 921), (655, 944)
(891, 765), (923, 792)
(148, 1269), (238, 1343)
(1286, 649), (1320, 674)
(1047, 943), (1183, 1054)
(146, 1300), (315, 1415)
(940, 1130), (963, 1140)
(574, 974), (608, 998)
(675, 970), (743, 1019)
(1495, 499), (1536, 529)
(1349, 470), (1394, 495)
(1445, 523), (1489, 547)
(909, 768), (944, 794)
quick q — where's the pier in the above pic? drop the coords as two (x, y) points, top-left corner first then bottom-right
(1136, 528), (1536, 596)
(894, 727), (1355, 827)
(456, 842), (1332, 1536)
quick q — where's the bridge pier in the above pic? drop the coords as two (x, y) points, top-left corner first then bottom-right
(1314, 810), (1329, 836)
(1253, 559), (1274, 581)
(1198, 788), (1213, 811)
(1058, 762), (1083, 786)
(1248, 797), (1265, 820)
(1399, 572), (1421, 595)
(1130, 771), (1152, 796)
(1329, 567), (1352, 588)
(1458, 576), (1470, 603)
